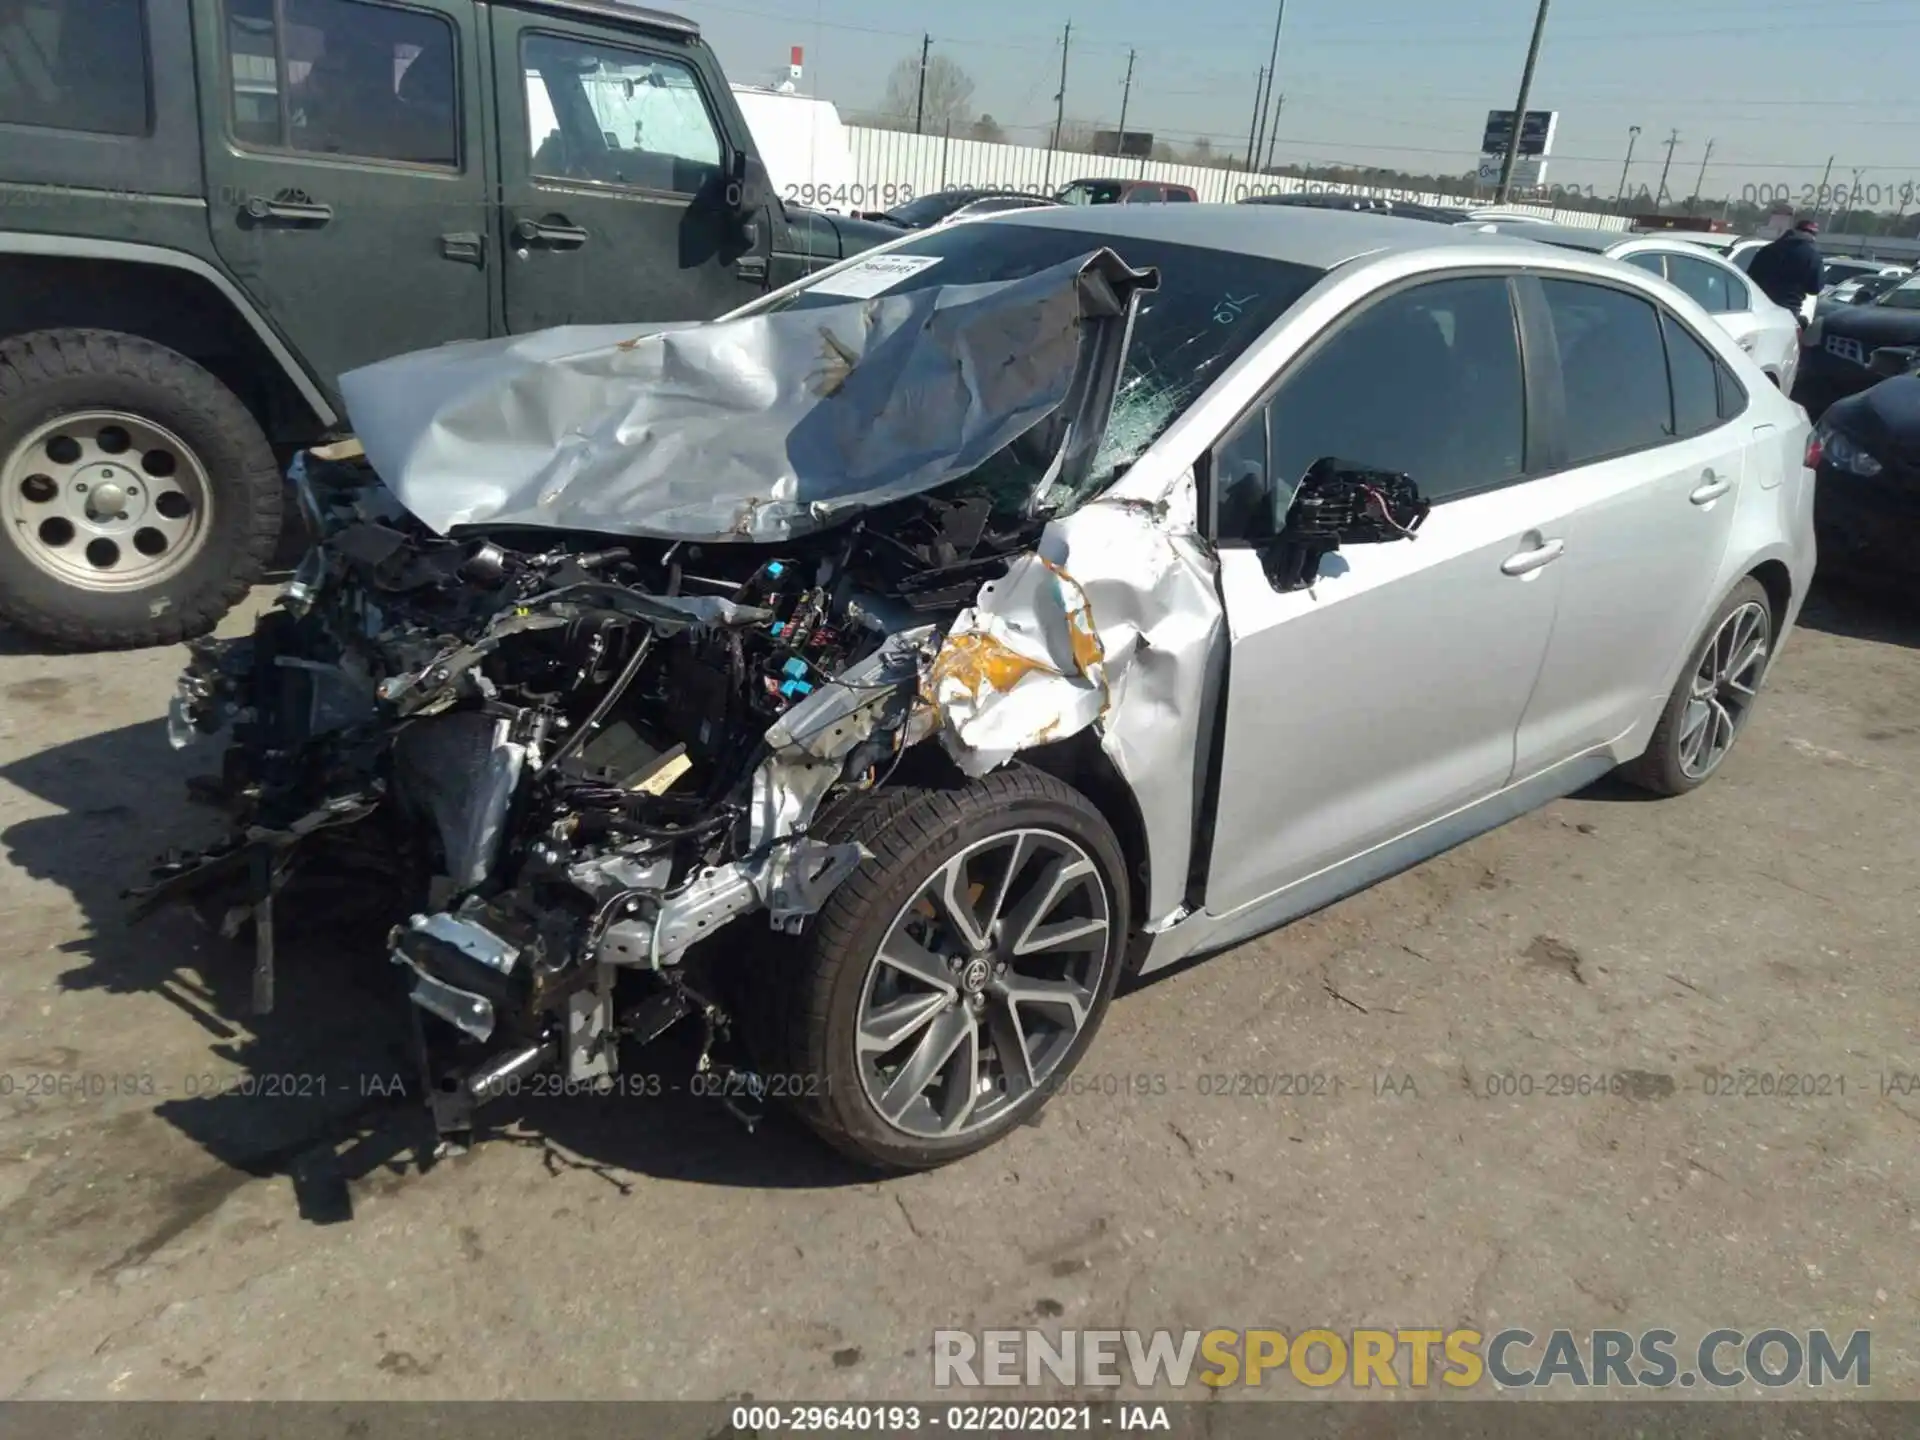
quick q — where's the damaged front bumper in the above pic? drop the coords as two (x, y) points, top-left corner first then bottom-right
(134, 245), (1224, 1145)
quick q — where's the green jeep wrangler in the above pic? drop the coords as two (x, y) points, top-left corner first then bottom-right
(0, 0), (892, 649)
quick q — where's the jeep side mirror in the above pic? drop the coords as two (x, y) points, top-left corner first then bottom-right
(1258, 457), (1430, 592)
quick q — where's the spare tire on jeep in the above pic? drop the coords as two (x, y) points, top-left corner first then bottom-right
(0, 328), (281, 650)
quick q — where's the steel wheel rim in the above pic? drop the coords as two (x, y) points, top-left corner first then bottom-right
(855, 827), (1113, 1141)
(1678, 600), (1770, 780)
(1, 409), (213, 591)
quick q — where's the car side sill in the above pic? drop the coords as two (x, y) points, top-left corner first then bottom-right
(1134, 748), (1619, 976)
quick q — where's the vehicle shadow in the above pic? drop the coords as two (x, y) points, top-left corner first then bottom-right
(1794, 577), (1920, 648)
(0, 719), (874, 1224)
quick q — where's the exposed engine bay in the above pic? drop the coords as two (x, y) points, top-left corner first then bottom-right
(134, 249), (1172, 1145)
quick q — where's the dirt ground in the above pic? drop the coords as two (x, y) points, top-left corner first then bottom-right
(0, 581), (1914, 1402)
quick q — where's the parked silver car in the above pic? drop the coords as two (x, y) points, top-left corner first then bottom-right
(151, 206), (1816, 1172)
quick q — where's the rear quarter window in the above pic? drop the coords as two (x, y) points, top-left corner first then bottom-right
(0, 0), (151, 136)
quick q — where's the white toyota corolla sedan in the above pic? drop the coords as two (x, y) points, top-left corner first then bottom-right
(162, 204), (1817, 1171)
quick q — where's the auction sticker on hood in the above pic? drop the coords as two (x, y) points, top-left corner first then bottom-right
(807, 253), (943, 298)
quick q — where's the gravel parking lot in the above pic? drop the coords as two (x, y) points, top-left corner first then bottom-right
(0, 581), (1914, 1401)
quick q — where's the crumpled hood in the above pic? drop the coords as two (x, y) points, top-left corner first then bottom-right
(336, 249), (1156, 544)
(1823, 304), (1920, 346)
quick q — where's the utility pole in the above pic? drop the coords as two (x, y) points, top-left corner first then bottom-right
(1494, 0), (1551, 203)
(1045, 21), (1070, 190)
(1244, 67), (1265, 174)
(1114, 48), (1136, 157)
(913, 33), (930, 135)
(1653, 128), (1680, 209)
(1263, 91), (1285, 171)
(1251, 1), (1287, 177)
(1686, 138), (1713, 214)
(1830, 165), (1864, 231)
(1809, 154), (1833, 222)
(1615, 124), (1641, 204)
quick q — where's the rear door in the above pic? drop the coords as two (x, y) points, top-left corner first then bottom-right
(1512, 277), (1750, 773)
(198, 0), (490, 399)
(1203, 274), (1569, 915)
(490, 10), (766, 331)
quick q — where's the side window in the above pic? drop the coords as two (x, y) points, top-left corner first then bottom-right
(1212, 275), (1527, 540)
(224, 0), (458, 166)
(1165, 187), (1194, 203)
(1663, 313), (1722, 438)
(1122, 183), (1163, 204)
(1715, 356), (1749, 420)
(1540, 278), (1672, 463)
(1625, 252), (1666, 279)
(0, 0), (150, 136)
(523, 33), (723, 196)
(1666, 254), (1736, 314)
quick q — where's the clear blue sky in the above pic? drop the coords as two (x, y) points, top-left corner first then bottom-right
(686, 0), (1920, 201)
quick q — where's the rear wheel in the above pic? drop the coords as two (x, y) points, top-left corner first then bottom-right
(0, 329), (281, 650)
(1623, 577), (1774, 796)
(751, 766), (1129, 1171)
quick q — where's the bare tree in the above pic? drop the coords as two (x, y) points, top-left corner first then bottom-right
(879, 53), (976, 133)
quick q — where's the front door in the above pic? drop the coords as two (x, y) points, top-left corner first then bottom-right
(490, 11), (766, 331)
(197, 0), (490, 403)
(1203, 274), (1568, 916)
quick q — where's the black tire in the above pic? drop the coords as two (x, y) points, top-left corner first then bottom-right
(1622, 576), (1774, 797)
(750, 765), (1130, 1172)
(0, 328), (281, 650)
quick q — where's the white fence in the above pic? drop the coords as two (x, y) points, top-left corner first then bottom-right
(835, 127), (1631, 232)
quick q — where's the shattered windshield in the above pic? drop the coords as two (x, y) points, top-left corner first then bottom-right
(743, 224), (1323, 508)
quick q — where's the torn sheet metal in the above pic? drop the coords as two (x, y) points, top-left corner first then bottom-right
(336, 251), (1156, 543)
(926, 470), (1223, 925)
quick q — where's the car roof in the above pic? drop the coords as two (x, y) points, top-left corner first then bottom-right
(517, 0), (698, 37)
(1458, 220), (1631, 252)
(990, 202), (1540, 269)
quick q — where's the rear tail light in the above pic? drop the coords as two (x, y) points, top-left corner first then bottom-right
(1803, 429), (1824, 470)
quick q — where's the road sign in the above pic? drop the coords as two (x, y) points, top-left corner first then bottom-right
(1478, 155), (1547, 187)
(1481, 109), (1558, 158)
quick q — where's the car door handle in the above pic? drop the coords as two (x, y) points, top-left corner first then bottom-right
(513, 216), (589, 249)
(242, 195), (333, 225)
(1690, 471), (1732, 505)
(440, 231), (484, 267)
(1500, 538), (1565, 576)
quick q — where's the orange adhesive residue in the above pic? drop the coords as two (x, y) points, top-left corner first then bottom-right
(926, 632), (1054, 700)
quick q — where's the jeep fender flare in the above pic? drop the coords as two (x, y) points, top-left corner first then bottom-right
(0, 231), (340, 427)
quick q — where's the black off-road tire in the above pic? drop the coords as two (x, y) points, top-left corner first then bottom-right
(0, 328), (281, 650)
(746, 765), (1130, 1172)
(1622, 576), (1774, 797)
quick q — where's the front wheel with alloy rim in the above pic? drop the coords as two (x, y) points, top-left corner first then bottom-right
(0, 329), (282, 650)
(753, 766), (1130, 1171)
(1625, 576), (1775, 796)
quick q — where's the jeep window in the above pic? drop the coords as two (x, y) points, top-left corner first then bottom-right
(523, 34), (723, 197)
(223, 0), (458, 167)
(739, 225), (1323, 510)
(0, 0), (150, 136)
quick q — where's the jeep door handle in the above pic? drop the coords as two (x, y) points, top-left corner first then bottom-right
(513, 216), (589, 249)
(440, 231), (485, 266)
(1690, 471), (1732, 505)
(1500, 537), (1565, 576)
(242, 195), (333, 225)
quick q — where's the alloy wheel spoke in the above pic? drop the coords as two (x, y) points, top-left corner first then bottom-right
(1004, 855), (1097, 956)
(858, 990), (950, 1055)
(875, 932), (958, 993)
(995, 973), (1095, 1032)
(877, 1004), (973, 1123)
(984, 994), (1037, 1097)
(935, 854), (992, 953)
